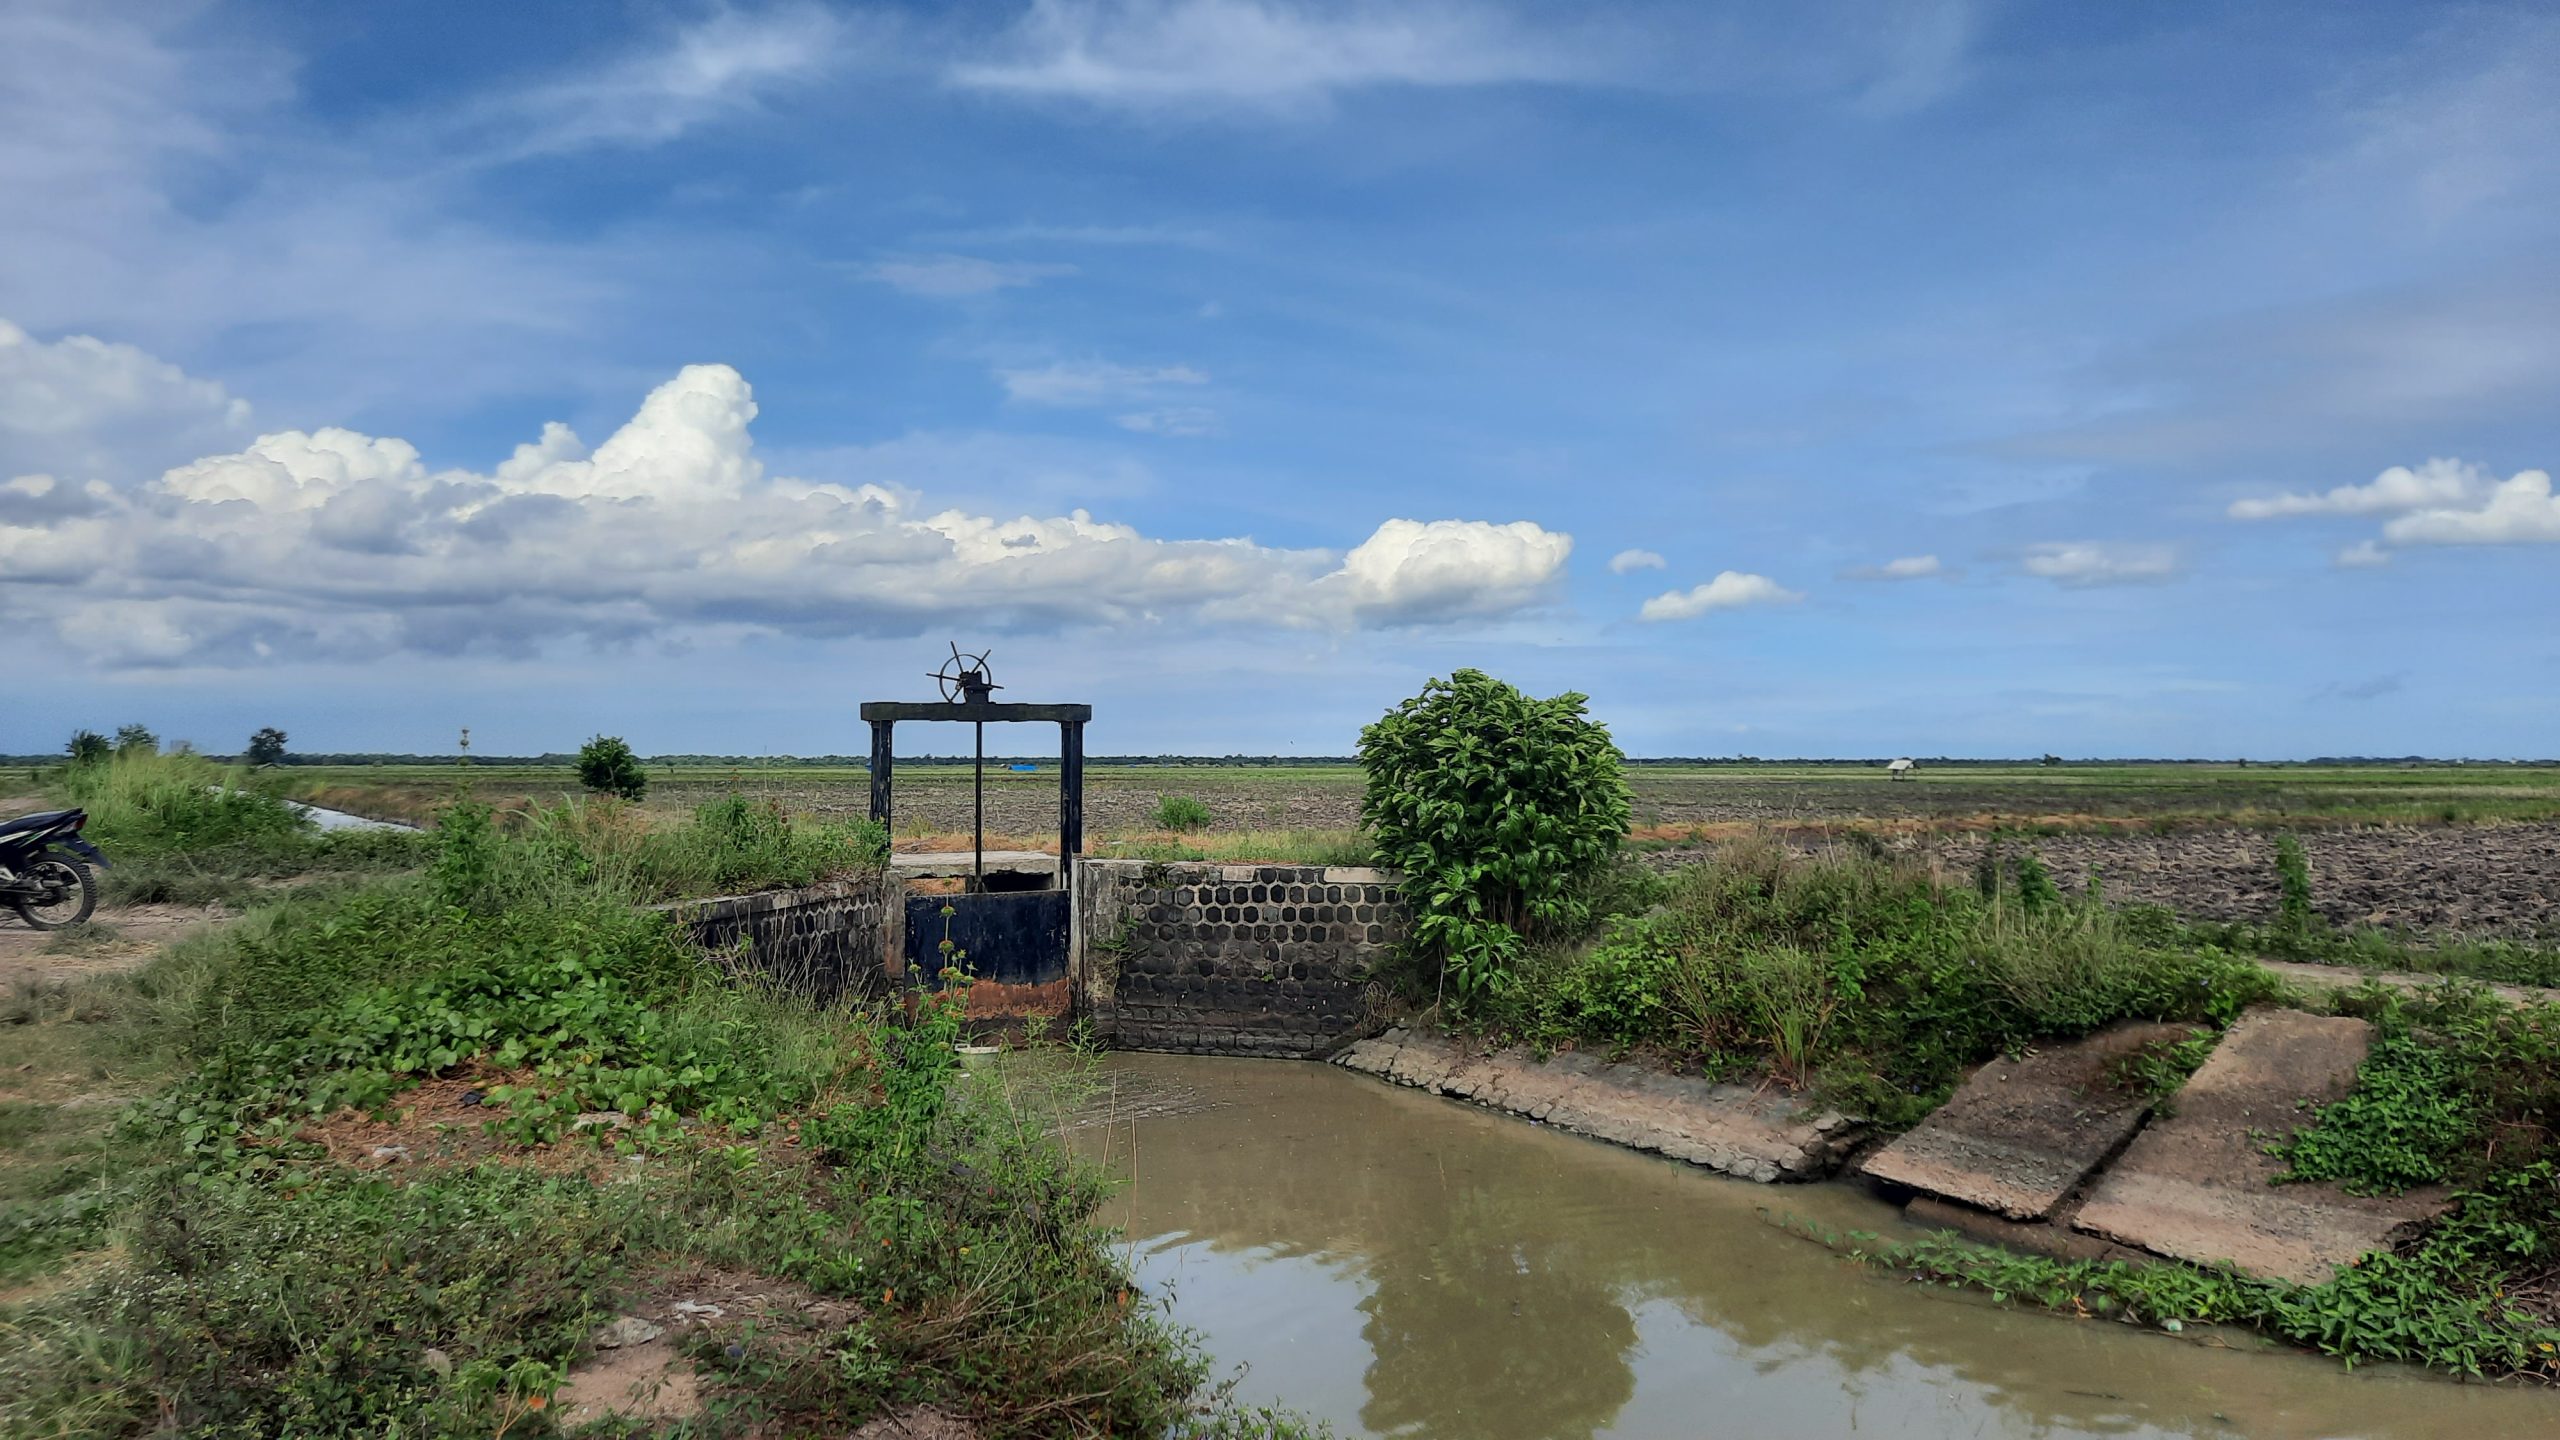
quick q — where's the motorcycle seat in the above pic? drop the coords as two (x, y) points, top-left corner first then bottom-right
(0, 810), (74, 839)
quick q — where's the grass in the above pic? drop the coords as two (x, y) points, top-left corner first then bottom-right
(1472, 836), (2285, 1126)
(0, 787), (1319, 1437)
(44, 751), (432, 908)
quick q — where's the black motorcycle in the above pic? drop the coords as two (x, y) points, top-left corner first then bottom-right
(0, 808), (108, 929)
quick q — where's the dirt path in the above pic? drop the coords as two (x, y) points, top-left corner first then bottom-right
(0, 904), (225, 990)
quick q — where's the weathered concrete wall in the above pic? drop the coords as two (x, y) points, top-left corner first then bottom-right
(660, 873), (901, 1004)
(1073, 859), (1404, 1057)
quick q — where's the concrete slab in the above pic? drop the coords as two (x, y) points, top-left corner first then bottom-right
(2072, 1008), (2449, 1285)
(889, 850), (1057, 880)
(1861, 1022), (2199, 1221)
(1336, 1029), (1861, 1183)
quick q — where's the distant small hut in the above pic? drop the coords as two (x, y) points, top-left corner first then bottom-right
(1886, 757), (1916, 780)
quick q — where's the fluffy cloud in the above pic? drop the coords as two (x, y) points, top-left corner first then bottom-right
(0, 320), (251, 483)
(998, 359), (1208, 406)
(1846, 554), (1943, 581)
(862, 254), (1077, 297)
(2020, 542), (2179, 586)
(1607, 548), (1665, 574)
(1323, 519), (1571, 624)
(2228, 458), (2491, 519)
(2335, 539), (2391, 568)
(0, 362), (1571, 667)
(1637, 571), (1800, 622)
(2382, 468), (2560, 545)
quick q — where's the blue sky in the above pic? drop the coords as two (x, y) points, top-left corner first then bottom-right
(3, 0), (2554, 758)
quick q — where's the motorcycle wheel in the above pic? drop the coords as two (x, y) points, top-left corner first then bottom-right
(11, 853), (97, 930)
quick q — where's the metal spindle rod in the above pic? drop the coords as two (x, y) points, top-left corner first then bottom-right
(973, 719), (985, 891)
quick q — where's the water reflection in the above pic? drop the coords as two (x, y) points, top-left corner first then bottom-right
(1357, 1186), (1636, 1440)
(1081, 1054), (2559, 1440)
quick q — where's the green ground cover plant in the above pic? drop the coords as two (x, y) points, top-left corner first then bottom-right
(0, 788), (1316, 1438)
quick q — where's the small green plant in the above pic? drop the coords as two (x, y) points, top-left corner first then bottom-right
(576, 734), (649, 802)
(2275, 833), (2315, 941)
(1153, 794), (1214, 831)
(1358, 669), (1630, 1006)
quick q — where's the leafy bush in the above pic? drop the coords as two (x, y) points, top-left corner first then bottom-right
(64, 729), (110, 765)
(111, 724), (157, 757)
(575, 733), (648, 802)
(1358, 669), (1631, 1004)
(1153, 793), (1214, 831)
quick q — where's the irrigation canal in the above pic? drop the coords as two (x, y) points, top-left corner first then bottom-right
(1073, 1053), (2554, 1440)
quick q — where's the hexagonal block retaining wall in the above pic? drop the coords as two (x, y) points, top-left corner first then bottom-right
(1073, 859), (1407, 1058)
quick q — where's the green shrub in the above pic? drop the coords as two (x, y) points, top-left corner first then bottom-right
(1153, 793), (1214, 831)
(1358, 669), (1630, 1004)
(575, 734), (648, 802)
(57, 749), (307, 855)
(64, 729), (110, 766)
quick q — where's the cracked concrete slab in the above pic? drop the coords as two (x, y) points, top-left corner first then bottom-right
(1862, 1022), (2200, 1221)
(1335, 1029), (1859, 1182)
(2072, 1008), (2449, 1285)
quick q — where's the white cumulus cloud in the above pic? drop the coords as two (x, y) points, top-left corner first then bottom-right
(0, 359), (1571, 666)
(2021, 542), (2180, 586)
(1607, 548), (1665, 574)
(1323, 519), (1571, 624)
(1637, 571), (1801, 622)
(2382, 467), (2560, 545)
(0, 319), (251, 483)
(2228, 458), (2493, 519)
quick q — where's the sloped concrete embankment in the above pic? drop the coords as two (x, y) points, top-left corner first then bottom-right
(1333, 1029), (1862, 1183)
(1866, 1008), (2449, 1284)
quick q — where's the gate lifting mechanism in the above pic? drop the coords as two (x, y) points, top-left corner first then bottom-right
(861, 643), (1090, 890)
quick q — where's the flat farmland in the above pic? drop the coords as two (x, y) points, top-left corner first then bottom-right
(285, 761), (2560, 834)
(277, 761), (2560, 937)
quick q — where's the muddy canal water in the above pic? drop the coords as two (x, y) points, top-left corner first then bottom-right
(1077, 1054), (2556, 1440)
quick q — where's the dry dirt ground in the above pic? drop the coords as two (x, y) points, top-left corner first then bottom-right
(0, 904), (225, 991)
(1632, 823), (2560, 939)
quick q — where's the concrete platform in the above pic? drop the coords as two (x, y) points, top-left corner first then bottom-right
(1861, 1021), (2198, 1221)
(888, 850), (1059, 881)
(1336, 1029), (1861, 1183)
(2072, 1008), (2449, 1285)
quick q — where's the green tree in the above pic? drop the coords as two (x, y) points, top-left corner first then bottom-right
(247, 727), (289, 765)
(1358, 668), (1630, 1004)
(65, 729), (110, 765)
(114, 723), (158, 756)
(575, 735), (648, 802)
